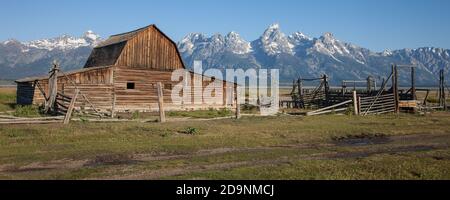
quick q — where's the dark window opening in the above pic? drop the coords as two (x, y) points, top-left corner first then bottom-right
(127, 82), (135, 90)
(164, 84), (172, 90)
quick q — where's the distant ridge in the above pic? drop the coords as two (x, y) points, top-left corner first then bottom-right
(1, 25), (449, 85)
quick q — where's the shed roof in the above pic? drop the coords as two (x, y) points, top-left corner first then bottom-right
(15, 66), (112, 83)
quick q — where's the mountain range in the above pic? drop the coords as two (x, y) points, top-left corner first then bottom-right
(0, 31), (100, 82)
(1, 24), (449, 85)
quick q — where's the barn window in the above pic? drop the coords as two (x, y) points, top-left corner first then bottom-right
(127, 82), (135, 90)
(164, 84), (172, 90)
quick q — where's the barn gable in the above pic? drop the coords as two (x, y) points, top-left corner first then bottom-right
(84, 25), (185, 71)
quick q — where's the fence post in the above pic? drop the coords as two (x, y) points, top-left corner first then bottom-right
(438, 69), (444, 107)
(353, 90), (359, 115)
(111, 92), (116, 118)
(235, 85), (241, 119)
(367, 76), (372, 94)
(111, 68), (116, 118)
(392, 65), (399, 114)
(324, 74), (330, 104)
(411, 67), (416, 101)
(157, 82), (166, 123)
(441, 69), (447, 111)
(444, 71), (447, 111)
(298, 78), (303, 97)
(358, 97), (361, 115)
(45, 61), (60, 113)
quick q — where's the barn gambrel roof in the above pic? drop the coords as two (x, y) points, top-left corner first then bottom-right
(84, 24), (186, 69)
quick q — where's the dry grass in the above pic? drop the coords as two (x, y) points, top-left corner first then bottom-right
(0, 87), (450, 180)
(0, 87), (16, 112)
(0, 113), (449, 180)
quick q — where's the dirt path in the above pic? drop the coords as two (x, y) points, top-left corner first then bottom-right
(100, 133), (450, 179)
(1, 132), (449, 179)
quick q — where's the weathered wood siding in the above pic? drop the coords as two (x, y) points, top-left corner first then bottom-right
(18, 65), (235, 112)
(60, 84), (114, 112)
(33, 79), (48, 105)
(115, 26), (184, 71)
(113, 66), (233, 111)
(24, 67), (114, 110)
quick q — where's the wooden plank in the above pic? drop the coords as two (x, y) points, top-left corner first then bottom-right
(361, 104), (395, 112)
(359, 94), (394, 101)
(361, 101), (396, 109)
(353, 91), (359, 115)
(0, 116), (64, 122)
(236, 86), (241, 119)
(0, 120), (63, 125)
(58, 71), (106, 117)
(360, 98), (395, 105)
(45, 62), (59, 113)
(111, 92), (116, 118)
(157, 82), (166, 123)
(393, 65), (399, 113)
(399, 100), (418, 108)
(56, 101), (69, 110)
(64, 89), (80, 124)
(307, 100), (352, 115)
(307, 108), (348, 116)
(359, 96), (395, 103)
(0, 115), (30, 119)
(35, 81), (48, 105)
(364, 108), (395, 115)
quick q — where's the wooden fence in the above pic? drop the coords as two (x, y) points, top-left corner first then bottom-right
(359, 93), (396, 115)
(306, 100), (352, 116)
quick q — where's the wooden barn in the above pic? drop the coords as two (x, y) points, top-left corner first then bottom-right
(15, 25), (237, 115)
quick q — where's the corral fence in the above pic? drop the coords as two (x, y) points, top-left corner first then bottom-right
(358, 93), (396, 115)
(306, 92), (397, 116)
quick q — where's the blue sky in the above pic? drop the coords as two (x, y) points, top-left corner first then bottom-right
(1, 0), (450, 52)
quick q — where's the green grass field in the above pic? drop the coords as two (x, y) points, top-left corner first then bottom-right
(0, 88), (449, 180)
(0, 88), (16, 112)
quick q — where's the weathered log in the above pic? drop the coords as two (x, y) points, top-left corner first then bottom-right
(306, 100), (352, 116)
(157, 82), (166, 123)
(64, 89), (80, 124)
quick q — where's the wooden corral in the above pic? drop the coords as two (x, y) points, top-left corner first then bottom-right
(289, 64), (449, 116)
(15, 25), (237, 116)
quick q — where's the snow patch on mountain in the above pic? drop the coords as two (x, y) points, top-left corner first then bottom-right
(3, 40), (13, 45)
(19, 31), (102, 51)
(382, 49), (393, 56)
(288, 31), (312, 45)
(257, 23), (294, 55)
(177, 31), (252, 57)
(313, 32), (350, 55)
(224, 31), (252, 54)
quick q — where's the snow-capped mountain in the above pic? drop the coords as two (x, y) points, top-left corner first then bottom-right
(178, 24), (450, 85)
(177, 31), (258, 71)
(179, 31), (252, 58)
(0, 31), (102, 80)
(23, 31), (101, 51)
(224, 32), (253, 55)
(1, 25), (449, 85)
(252, 23), (294, 55)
